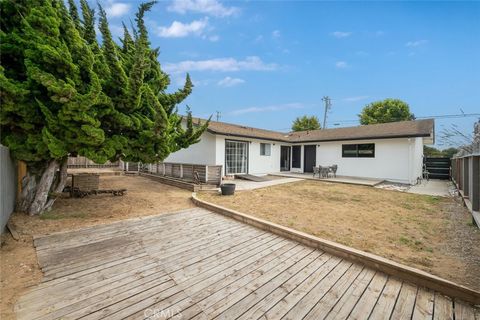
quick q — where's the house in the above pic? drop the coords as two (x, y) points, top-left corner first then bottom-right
(165, 118), (435, 184)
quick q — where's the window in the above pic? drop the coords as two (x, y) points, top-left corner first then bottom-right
(342, 143), (375, 158)
(292, 146), (301, 168)
(260, 143), (271, 156)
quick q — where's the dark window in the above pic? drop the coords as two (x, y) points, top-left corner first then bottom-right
(342, 143), (375, 158)
(292, 146), (301, 168)
(342, 144), (357, 158)
(260, 143), (271, 156)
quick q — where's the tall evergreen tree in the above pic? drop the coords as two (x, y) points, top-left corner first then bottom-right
(0, 0), (208, 215)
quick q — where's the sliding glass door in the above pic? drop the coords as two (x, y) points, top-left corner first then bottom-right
(225, 140), (248, 175)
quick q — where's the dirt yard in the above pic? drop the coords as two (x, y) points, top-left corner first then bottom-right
(0, 174), (193, 319)
(199, 180), (480, 291)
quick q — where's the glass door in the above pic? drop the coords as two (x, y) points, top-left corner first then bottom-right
(225, 140), (248, 175)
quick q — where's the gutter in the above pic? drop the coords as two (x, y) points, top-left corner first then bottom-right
(207, 128), (432, 144)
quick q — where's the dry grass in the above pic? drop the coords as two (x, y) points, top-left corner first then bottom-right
(199, 180), (480, 291)
(1, 175), (194, 319)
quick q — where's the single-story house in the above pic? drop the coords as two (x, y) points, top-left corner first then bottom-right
(165, 118), (435, 184)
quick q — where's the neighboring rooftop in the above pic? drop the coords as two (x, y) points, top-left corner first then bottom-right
(192, 117), (435, 143)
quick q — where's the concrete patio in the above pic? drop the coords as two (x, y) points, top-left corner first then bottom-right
(407, 179), (454, 197)
(16, 207), (478, 319)
(270, 172), (384, 187)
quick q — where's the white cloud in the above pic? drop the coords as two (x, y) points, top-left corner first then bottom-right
(331, 31), (351, 38)
(164, 56), (277, 73)
(230, 103), (304, 116)
(343, 95), (370, 102)
(272, 30), (281, 38)
(168, 0), (239, 17)
(406, 40), (428, 47)
(105, 2), (131, 17)
(157, 18), (209, 38)
(208, 35), (220, 42)
(335, 61), (348, 69)
(218, 76), (245, 87)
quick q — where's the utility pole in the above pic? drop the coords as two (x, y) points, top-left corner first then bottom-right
(321, 96), (331, 129)
(215, 111), (221, 121)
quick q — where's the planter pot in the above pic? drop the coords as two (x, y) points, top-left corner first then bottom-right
(220, 183), (236, 196)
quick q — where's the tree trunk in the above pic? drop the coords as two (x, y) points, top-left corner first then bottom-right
(16, 158), (69, 216)
(44, 159), (68, 211)
(16, 171), (37, 213)
(27, 160), (60, 216)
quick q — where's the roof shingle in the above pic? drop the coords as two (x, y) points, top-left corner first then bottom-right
(192, 118), (434, 143)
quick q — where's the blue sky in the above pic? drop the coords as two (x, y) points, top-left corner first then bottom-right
(97, 0), (480, 147)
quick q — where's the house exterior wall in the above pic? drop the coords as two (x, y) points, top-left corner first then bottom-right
(214, 135), (281, 175)
(164, 131), (217, 165)
(164, 129), (426, 184)
(315, 138), (424, 184)
(248, 139), (281, 174)
(412, 137), (424, 183)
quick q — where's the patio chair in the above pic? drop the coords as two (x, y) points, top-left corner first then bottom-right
(320, 166), (330, 179)
(422, 164), (429, 181)
(330, 164), (338, 178)
(313, 166), (320, 178)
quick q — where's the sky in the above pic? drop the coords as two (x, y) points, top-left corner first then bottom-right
(96, 0), (480, 147)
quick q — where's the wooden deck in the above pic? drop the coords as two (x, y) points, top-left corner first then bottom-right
(16, 208), (478, 319)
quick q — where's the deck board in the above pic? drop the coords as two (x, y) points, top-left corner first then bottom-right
(16, 207), (478, 319)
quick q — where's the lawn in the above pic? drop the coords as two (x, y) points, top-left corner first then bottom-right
(198, 180), (480, 291)
(0, 175), (194, 319)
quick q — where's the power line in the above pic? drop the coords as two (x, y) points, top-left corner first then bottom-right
(330, 113), (480, 126)
(273, 112), (480, 131)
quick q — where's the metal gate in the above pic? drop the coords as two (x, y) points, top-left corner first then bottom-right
(424, 157), (451, 180)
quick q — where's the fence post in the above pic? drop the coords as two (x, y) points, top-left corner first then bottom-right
(463, 158), (470, 197)
(180, 164), (183, 178)
(205, 166), (209, 183)
(471, 156), (479, 212)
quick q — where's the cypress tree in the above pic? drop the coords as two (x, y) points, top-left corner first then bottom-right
(0, 0), (208, 215)
(1, 0), (108, 214)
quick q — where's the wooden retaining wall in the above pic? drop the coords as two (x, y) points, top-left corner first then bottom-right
(191, 193), (480, 305)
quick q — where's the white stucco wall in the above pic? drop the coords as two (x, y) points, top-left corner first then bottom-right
(164, 128), (426, 183)
(248, 140), (281, 174)
(315, 138), (423, 184)
(164, 131), (217, 165)
(214, 135), (281, 175)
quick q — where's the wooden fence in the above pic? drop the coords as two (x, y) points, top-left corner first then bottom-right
(451, 154), (480, 227)
(126, 162), (222, 186)
(67, 156), (121, 168)
(0, 145), (16, 233)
